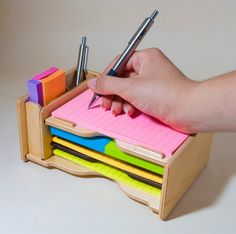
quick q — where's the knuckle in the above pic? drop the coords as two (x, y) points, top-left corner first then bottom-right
(138, 47), (163, 61)
(151, 47), (163, 56)
(96, 77), (106, 91)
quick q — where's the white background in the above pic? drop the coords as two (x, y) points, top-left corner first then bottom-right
(0, 0), (236, 233)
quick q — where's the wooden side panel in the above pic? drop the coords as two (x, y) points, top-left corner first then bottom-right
(25, 102), (42, 157)
(16, 95), (29, 161)
(159, 133), (213, 220)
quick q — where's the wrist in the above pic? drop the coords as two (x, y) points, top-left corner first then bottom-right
(167, 79), (201, 134)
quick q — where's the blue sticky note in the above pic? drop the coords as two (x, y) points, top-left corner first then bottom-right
(50, 127), (111, 153)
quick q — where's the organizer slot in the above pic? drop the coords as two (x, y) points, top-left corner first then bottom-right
(51, 136), (163, 187)
(53, 148), (161, 210)
(26, 152), (160, 212)
(48, 126), (165, 175)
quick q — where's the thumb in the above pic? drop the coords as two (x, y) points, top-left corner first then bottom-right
(87, 75), (131, 97)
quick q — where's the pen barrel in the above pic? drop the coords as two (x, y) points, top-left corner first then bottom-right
(83, 46), (89, 72)
(88, 10), (158, 108)
(76, 41), (87, 85)
(112, 14), (156, 74)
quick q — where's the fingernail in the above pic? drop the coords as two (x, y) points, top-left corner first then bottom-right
(123, 106), (129, 114)
(87, 78), (97, 90)
(101, 105), (106, 111)
(127, 110), (133, 116)
(111, 107), (116, 117)
(101, 103), (108, 111)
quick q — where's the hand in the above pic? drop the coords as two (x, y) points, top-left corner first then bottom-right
(87, 48), (196, 132)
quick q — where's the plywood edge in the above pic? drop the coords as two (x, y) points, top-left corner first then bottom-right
(118, 183), (160, 213)
(16, 95), (29, 161)
(86, 69), (100, 79)
(26, 153), (160, 213)
(115, 139), (167, 166)
(158, 161), (170, 219)
(159, 133), (213, 220)
(26, 153), (99, 176)
(25, 101), (42, 157)
(167, 135), (196, 164)
(46, 116), (99, 137)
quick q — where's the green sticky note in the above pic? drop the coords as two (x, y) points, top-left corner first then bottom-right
(54, 149), (161, 197)
(105, 141), (164, 176)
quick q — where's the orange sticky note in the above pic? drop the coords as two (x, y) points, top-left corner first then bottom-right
(41, 69), (66, 105)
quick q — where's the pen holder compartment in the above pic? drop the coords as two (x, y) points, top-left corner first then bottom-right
(17, 67), (213, 220)
(17, 68), (97, 161)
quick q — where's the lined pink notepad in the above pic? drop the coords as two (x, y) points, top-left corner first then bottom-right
(52, 90), (189, 156)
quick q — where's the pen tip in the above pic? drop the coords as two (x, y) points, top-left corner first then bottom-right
(150, 10), (158, 20)
(82, 36), (87, 44)
(88, 94), (97, 109)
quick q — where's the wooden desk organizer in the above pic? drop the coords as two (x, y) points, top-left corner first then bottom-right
(17, 68), (213, 220)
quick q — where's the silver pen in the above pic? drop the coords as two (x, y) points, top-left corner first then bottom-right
(88, 10), (158, 108)
(83, 46), (89, 73)
(76, 36), (88, 86)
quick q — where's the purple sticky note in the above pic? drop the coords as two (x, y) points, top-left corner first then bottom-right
(33, 67), (58, 80)
(27, 79), (43, 106)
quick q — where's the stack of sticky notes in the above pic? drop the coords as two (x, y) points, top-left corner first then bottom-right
(46, 89), (189, 197)
(50, 126), (164, 196)
(27, 67), (66, 106)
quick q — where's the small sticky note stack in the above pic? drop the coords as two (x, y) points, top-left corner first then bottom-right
(27, 67), (66, 106)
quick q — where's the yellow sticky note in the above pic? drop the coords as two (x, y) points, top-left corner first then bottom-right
(52, 137), (163, 184)
(53, 148), (161, 197)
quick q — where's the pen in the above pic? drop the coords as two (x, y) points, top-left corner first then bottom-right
(76, 36), (88, 86)
(83, 46), (89, 73)
(88, 10), (158, 108)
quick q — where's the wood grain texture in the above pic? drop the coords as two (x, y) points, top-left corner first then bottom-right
(119, 183), (160, 212)
(16, 95), (29, 161)
(65, 68), (99, 89)
(26, 153), (160, 213)
(159, 133), (213, 220)
(45, 116), (98, 137)
(25, 102), (42, 157)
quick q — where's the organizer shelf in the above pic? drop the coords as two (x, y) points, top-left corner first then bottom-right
(17, 68), (213, 220)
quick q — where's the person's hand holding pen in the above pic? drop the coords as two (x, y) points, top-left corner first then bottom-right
(87, 48), (236, 134)
(87, 48), (194, 132)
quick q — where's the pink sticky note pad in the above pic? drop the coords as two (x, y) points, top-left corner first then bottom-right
(52, 90), (189, 157)
(33, 67), (58, 80)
